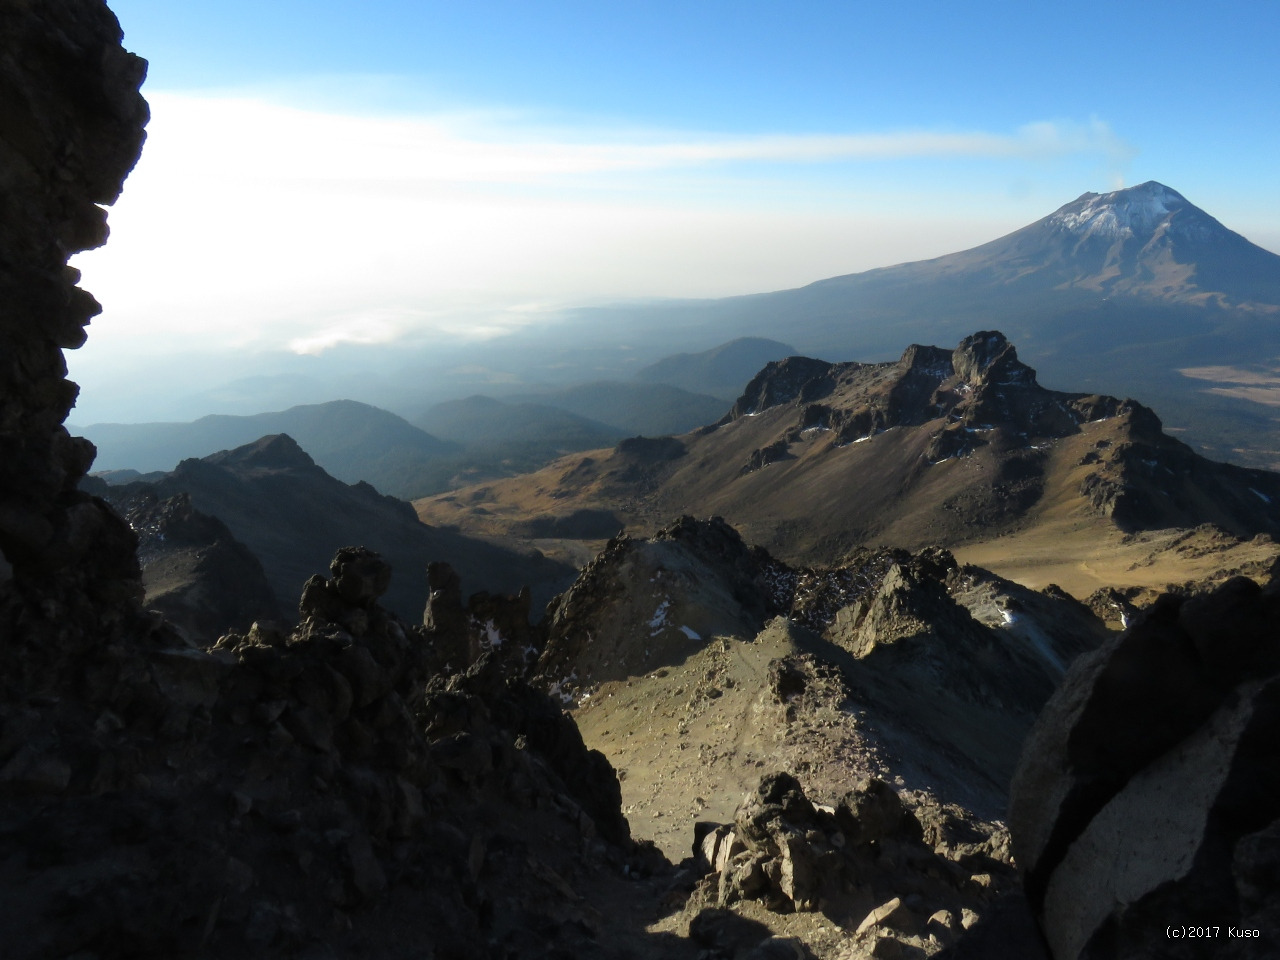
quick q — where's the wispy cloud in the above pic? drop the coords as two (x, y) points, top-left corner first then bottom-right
(144, 92), (1134, 184)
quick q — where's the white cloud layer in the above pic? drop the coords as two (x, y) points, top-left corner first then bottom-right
(71, 92), (1135, 361)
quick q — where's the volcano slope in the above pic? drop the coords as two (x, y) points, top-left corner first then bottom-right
(416, 331), (1280, 602)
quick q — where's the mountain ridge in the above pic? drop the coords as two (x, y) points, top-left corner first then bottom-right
(103, 433), (576, 624)
(77, 399), (460, 497)
(416, 330), (1280, 600)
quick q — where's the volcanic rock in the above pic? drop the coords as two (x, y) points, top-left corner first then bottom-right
(692, 772), (1015, 955)
(0, 0), (146, 594)
(1009, 574), (1280, 959)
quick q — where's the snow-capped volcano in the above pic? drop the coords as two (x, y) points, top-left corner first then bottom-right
(1045, 181), (1226, 245)
(1050, 182), (1183, 237)
(580, 180), (1280, 467)
(898, 179), (1280, 305)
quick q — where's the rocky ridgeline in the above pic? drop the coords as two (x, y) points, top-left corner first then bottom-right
(724, 332), (1280, 537)
(113, 489), (283, 643)
(535, 518), (1107, 833)
(101, 432), (576, 628)
(537, 515), (1101, 726)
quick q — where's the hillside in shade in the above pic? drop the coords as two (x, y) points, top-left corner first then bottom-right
(101, 433), (575, 621)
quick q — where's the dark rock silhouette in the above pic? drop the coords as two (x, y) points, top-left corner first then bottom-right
(0, 0), (147, 595)
(1009, 572), (1280, 958)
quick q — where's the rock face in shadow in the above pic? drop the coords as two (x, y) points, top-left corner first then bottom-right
(1, 544), (655, 958)
(0, 0), (147, 594)
(114, 489), (283, 642)
(1008, 573), (1280, 959)
(688, 772), (1017, 957)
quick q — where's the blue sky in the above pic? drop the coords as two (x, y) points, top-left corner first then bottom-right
(69, 0), (1280, 419)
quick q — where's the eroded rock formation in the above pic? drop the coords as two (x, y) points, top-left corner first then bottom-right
(1009, 573), (1280, 959)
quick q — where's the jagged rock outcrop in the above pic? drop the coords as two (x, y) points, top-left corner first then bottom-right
(689, 773), (1015, 956)
(538, 516), (779, 687)
(1009, 572), (1280, 959)
(717, 331), (1280, 542)
(823, 550), (1100, 718)
(421, 558), (541, 677)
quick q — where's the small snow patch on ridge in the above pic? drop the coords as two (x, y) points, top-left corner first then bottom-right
(649, 599), (670, 636)
(472, 618), (504, 650)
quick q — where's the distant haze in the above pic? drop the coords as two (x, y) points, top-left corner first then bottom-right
(69, 1), (1280, 423)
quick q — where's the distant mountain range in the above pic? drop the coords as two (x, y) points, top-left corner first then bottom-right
(75, 400), (460, 498)
(564, 182), (1280, 467)
(80, 387), (735, 500)
(501, 381), (729, 437)
(633, 337), (797, 398)
(77, 183), (1280, 476)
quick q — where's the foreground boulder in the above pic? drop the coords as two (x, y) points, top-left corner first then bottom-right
(1009, 572), (1280, 959)
(689, 773), (1015, 956)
